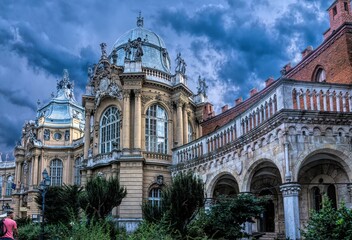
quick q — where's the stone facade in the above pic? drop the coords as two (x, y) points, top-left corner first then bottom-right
(11, 1), (352, 239)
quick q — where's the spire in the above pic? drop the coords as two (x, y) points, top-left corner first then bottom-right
(137, 11), (144, 27)
(100, 42), (107, 58)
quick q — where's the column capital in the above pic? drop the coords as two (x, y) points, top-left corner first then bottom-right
(280, 183), (301, 196)
(133, 89), (141, 97)
(123, 89), (131, 99)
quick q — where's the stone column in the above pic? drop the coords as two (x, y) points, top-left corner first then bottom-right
(134, 90), (141, 151)
(15, 162), (22, 189)
(176, 101), (184, 145)
(83, 110), (91, 159)
(183, 106), (188, 144)
(280, 183), (301, 240)
(81, 170), (87, 186)
(122, 90), (131, 151)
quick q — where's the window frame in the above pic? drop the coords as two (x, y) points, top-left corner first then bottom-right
(100, 106), (121, 154)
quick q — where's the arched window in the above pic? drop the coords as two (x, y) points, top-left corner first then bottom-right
(100, 106), (121, 154)
(5, 176), (13, 196)
(74, 158), (81, 185)
(312, 187), (322, 212)
(188, 122), (193, 143)
(145, 105), (168, 153)
(50, 159), (63, 186)
(327, 184), (337, 209)
(149, 187), (162, 207)
(315, 68), (326, 82)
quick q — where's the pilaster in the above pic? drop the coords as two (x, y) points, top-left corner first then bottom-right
(122, 90), (131, 151)
(183, 105), (188, 144)
(83, 111), (92, 159)
(134, 90), (142, 152)
(176, 100), (184, 146)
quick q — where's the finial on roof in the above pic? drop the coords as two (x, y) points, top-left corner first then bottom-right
(100, 43), (107, 58)
(63, 69), (69, 81)
(137, 11), (144, 27)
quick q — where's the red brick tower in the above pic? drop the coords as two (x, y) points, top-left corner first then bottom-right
(324, 0), (352, 39)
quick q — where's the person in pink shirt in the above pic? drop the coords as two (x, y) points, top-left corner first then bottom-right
(0, 210), (18, 240)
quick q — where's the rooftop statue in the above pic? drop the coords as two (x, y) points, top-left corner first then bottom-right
(175, 53), (187, 75)
(197, 76), (208, 97)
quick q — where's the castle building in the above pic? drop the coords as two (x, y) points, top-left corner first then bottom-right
(12, 0), (352, 238)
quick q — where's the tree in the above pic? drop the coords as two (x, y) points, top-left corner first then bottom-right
(192, 194), (267, 239)
(80, 176), (127, 221)
(35, 184), (84, 225)
(303, 195), (352, 240)
(161, 171), (204, 237)
(35, 186), (68, 224)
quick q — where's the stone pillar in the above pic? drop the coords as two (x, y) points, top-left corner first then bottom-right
(81, 170), (87, 186)
(87, 169), (93, 181)
(15, 162), (22, 189)
(134, 90), (141, 151)
(176, 101), (184, 146)
(83, 111), (91, 159)
(280, 183), (301, 240)
(122, 90), (131, 151)
(183, 106), (188, 144)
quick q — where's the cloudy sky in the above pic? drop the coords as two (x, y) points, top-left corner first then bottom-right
(0, 0), (332, 156)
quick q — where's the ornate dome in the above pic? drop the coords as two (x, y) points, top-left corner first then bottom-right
(36, 70), (84, 127)
(112, 14), (171, 74)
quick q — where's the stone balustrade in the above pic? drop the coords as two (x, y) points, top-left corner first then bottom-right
(173, 79), (352, 164)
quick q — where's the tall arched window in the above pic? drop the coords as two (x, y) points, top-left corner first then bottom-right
(149, 187), (162, 207)
(5, 176), (13, 196)
(74, 158), (81, 185)
(50, 159), (63, 186)
(314, 68), (326, 82)
(100, 106), (121, 154)
(188, 122), (194, 143)
(312, 187), (322, 212)
(145, 104), (168, 153)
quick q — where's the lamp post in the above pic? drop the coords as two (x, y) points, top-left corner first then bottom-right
(39, 169), (51, 240)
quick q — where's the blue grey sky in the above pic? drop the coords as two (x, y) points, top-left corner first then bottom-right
(0, 0), (331, 156)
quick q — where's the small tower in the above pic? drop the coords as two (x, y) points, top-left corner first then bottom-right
(324, 0), (352, 39)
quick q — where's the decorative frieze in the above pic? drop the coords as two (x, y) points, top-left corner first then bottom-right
(280, 183), (301, 197)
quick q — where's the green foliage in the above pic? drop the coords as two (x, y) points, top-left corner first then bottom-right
(126, 221), (174, 240)
(35, 186), (68, 224)
(17, 223), (40, 240)
(302, 196), (352, 240)
(59, 184), (84, 221)
(35, 184), (84, 225)
(80, 176), (127, 221)
(160, 172), (204, 237)
(142, 200), (164, 223)
(190, 194), (267, 239)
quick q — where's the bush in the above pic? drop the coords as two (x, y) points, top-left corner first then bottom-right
(302, 195), (352, 240)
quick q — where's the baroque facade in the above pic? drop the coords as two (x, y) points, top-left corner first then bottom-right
(11, 0), (352, 238)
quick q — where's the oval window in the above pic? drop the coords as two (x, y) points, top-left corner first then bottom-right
(54, 132), (62, 140)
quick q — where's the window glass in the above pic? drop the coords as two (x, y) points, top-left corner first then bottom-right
(100, 107), (121, 154)
(145, 105), (168, 153)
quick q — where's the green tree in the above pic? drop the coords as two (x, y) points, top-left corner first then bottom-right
(80, 176), (127, 221)
(161, 171), (205, 237)
(193, 194), (267, 239)
(59, 184), (84, 221)
(35, 186), (68, 224)
(303, 195), (352, 240)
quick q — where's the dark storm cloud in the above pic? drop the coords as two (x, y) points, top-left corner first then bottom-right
(0, 89), (36, 110)
(155, 1), (331, 103)
(0, 115), (22, 148)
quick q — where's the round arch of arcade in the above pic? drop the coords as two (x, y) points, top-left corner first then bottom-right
(206, 171), (240, 198)
(242, 158), (284, 192)
(296, 148), (352, 223)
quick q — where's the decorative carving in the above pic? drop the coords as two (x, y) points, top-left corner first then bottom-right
(44, 129), (50, 141)
(235, 161), (243, 175)
(280, 183), (301, 196)
(65, 130), (70, 141)
(141, 95), (153, 106)
(95, 80), (123, 108)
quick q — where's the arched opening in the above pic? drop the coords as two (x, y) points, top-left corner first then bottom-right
(298, 152), (349, 221)
(249, 161), (282, 233)
(212, 174), (239, 198)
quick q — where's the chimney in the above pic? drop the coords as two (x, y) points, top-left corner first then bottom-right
(250, 88), (258, 97)
(301, 46), (313, 59)
(265, 77), (275, 87)
(324, 0), (352, 39)
(235, 97), (243, 106)
(221, 105), (228, 112)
